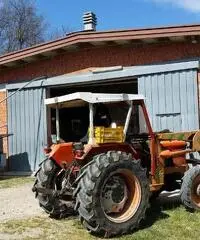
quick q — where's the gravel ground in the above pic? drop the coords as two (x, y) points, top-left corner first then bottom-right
(0, 182), (45, 222)
(0, 182), (181, 223)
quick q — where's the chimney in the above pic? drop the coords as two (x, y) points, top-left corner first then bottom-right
(83, 12), (97, 31)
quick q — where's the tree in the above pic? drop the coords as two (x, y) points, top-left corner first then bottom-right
(0, 0), (47, 53)
(48, 25), (74, 40)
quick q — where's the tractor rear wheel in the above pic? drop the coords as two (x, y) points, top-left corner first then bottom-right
(33, 158), (71, 218)
(73, 151), (150, 237)
(180, 166), (200, 211)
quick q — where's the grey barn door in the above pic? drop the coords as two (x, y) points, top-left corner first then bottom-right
(138, 69), (199, 132)
(7, 87), (47, 172)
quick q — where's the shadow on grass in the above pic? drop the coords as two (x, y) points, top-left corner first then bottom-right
(46, 190), (182, 239)
(92, 190), (181, 238)
(142, 190), (181, 229)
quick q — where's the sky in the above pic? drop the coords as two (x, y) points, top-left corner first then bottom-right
(35, 0), (200, 32)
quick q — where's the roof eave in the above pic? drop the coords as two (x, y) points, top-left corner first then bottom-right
(1, 24), (200, 69)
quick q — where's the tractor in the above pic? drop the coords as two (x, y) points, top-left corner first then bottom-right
(32, 92), (200, 237)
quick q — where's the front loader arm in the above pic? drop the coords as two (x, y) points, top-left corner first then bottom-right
(150, 130), (200, 191)
(157, 130), (200, 152)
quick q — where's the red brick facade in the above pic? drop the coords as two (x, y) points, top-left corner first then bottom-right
(0, 91), (8, 159)
(0, 41), (200, 83)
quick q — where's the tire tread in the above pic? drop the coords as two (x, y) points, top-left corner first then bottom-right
(73, 151), (150, 237)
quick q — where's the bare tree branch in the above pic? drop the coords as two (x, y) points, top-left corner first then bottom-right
(47, 25), (74, 41)
(0, 0), (47, 53)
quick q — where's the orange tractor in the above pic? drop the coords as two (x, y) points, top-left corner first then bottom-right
(33, 92), (200, 237)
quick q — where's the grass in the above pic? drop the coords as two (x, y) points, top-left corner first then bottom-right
(0, 176), (34, 189)
(0, 199), (200, 240)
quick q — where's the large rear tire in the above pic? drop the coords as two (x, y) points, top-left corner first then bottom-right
(33, 158), (71, 218)
(180, 166), (200, 211)
(73, 151), (150, 237)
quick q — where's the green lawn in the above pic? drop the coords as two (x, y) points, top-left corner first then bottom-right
(1, 202), (200, 240)
(0, 176), (34, 188)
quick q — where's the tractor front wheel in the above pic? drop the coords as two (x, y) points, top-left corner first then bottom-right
(180, 165), (200, 211)
(73, 151), (150, 237)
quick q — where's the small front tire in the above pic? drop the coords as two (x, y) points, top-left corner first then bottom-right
(33, 158), (70, 218)
(180, 166), (200, 211)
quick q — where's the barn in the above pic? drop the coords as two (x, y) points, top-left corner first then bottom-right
(0, 13), (200, 173)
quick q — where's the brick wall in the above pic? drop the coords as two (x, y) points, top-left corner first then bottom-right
(1, 41), (200, 83)
(0, 91), (8, 161)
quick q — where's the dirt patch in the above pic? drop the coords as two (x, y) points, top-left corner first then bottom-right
(0, 182), (45, 222)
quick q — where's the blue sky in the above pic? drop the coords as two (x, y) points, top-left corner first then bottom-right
(36, 0), (200, 32)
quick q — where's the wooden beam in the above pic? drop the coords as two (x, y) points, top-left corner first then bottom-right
(76, 42), (94, 49)
(129, 39), (144, 45)
(114, 39), (132, 45)
(0, 65), (8, 70)
(23, 55), (40, 63)
(40, 51), (57, 57)
(55, 48), (68, 54)
(62, 44), (79, 51)
(89, 41), (107, 46)
(104, 40), (119, 46)
(185, 35), (200, 44)
(141, 38), (158, 44)
(194, 35), (200, 43)
(169, 36), (186, 42)
(156, 37), (170, 43)
(3, 61), (19, 67)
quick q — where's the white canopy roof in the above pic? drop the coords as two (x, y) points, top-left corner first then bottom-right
(45, 92), (145, 108)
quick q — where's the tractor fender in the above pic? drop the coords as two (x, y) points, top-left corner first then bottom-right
(80, 143), (139, 162)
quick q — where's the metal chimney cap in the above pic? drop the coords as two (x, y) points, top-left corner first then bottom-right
(83, 12), (97, 31)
